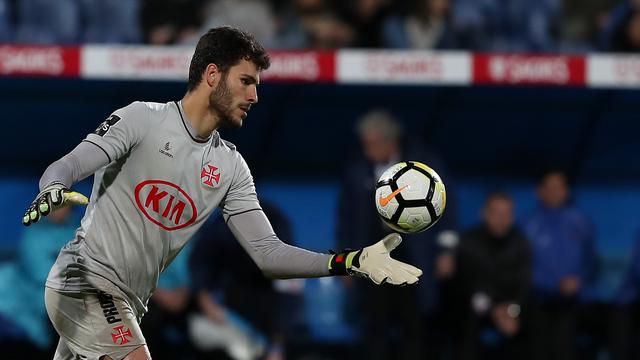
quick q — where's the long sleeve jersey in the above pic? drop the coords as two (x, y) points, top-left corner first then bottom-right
(44, 101), (331, 317)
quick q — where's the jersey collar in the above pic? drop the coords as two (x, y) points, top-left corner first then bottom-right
(175, 100), (217, 145)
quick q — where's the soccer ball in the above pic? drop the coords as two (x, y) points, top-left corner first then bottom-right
(375, 161), (446, 234)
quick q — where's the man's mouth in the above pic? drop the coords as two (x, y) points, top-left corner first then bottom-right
(238, 105), (250, 119)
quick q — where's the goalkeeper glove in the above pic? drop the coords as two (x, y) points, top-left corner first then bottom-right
(328, 233), (422, 285)
(22, 182), (88, 226)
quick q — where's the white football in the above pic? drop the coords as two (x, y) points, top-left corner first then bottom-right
(375, 161), (446, 233)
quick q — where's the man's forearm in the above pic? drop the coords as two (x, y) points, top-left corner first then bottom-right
(39, 141), (110, 190)
(227, 209), (422, 285)
(226, 210), (331, 278)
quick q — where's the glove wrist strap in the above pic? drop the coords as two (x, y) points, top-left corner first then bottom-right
(36, 181), (66, 199)
(328, 250), (361, 276)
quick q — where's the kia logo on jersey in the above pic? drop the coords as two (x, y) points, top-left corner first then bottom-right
(134, 180), (197, 231)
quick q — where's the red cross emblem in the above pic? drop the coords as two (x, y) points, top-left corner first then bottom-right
(111, 325), (133, 345)
(201, 164), (221, 187)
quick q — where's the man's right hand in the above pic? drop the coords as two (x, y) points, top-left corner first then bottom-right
(329, 233), (423, 285)
(22, 182), (88, 226)
(491, 303), (520, 337)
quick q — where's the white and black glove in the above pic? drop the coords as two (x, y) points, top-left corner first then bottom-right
(329, 233), (422, 285)
(22, 182), (88, 226)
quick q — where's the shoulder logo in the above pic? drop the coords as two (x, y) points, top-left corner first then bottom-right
(134, 180), (197, 231)
(95, 114), (121, 136)
(201, 164), (221, 188)
(159, 141), (173, 158)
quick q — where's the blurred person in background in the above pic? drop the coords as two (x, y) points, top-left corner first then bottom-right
(559, 0), (618, 52)
(189, 202), (301, 360)
(599, 0), (640, 51)
(80, 0), (142, 43)
(335, 0), (392, 48)
(0, 0), (13, 42)
(382, 0), (460, 49)
(523, 170), (596, 360)
(15, 0), (81, 43)
(336, 110), (458, 360)
(196, 0), (277, 48)
(140, 0), (203, 44)
(15, 0), (141, 44)
(141, 245), (194, 360)
(451, 0), (561, 51)
(0, 206), (76, 358)
(452, 191), (531, 360)
(273, 0), (354, 48)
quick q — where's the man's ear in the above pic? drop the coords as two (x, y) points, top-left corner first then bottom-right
(205, 63), (219, 87)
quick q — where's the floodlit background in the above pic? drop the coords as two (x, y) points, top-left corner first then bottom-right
(0, 0), (640, 359)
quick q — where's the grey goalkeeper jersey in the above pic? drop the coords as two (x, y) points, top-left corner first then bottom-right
(45, 101), (330, 317)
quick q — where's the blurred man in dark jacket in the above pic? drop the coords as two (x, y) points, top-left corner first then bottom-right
(523, 170), (596, 360)
(454, 191), (531, 360)
(336, 109), (458, 360)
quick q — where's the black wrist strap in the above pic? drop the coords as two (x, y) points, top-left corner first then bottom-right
(328, 249), (362, 276)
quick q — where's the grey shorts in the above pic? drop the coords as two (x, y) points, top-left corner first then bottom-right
(44, 287), (146, 360)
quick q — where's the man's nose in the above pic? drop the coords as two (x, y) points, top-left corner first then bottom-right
(247, 86), (258, 104)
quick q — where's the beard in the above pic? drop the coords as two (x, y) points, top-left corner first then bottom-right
(208, 73), (241, 129)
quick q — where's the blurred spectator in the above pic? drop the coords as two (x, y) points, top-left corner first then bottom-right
(140, 0), (203, 44)
(13, 0), (142, 44)
(0, 206), (76, 358)
(523, 170), (596, 360)
(452, 0), (561, 51)
(80, 0), (142, 43)
(336, 109), (458, 360)
(382, 0), (460, 49)
(452, 191), (531, 360)
(559, 0), (617, 52)
(0, 0), (13, 42)
(189, 202), (302, 360)
(274, 0), (354, 48)
(449, 0), (498, 50)
(599, 0), (640, 51)
(196, 0), (277, 47)
(0, 0), (631, 51)
(16, 0), (81, 44)
(335, 0), (392, 48)
(141, 243), (195, 360)
(0, 0), (622, 51)
(526, 0), (563, 51)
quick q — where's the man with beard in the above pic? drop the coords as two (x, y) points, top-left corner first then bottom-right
(22, 27), (423, 360)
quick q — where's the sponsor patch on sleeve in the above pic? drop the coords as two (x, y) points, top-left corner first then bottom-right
(95, 114), (122, 136)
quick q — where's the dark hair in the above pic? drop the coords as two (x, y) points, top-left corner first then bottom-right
(537, 168), (569, 186)
(187, 27), (270, 91)
(484, 190), (512, 206)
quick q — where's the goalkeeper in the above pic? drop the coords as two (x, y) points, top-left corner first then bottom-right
(22, 27), (422, 360)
